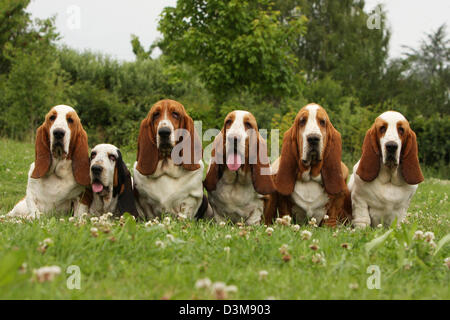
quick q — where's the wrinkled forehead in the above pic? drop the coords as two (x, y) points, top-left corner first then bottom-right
(225, 110), (257, 129)
(298, 104), (328, 121)
(151, 99), (184, 114)
(378, 111), (407, 127)
(50, 105), (76, 118)
(92, 144), (118, 157)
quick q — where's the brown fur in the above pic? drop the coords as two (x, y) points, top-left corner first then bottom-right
(356, 123), (381, 182)
(400, 128), (424, 184)
(136, 99), (202, 176)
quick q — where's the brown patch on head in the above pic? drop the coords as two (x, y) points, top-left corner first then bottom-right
(356, 118), (383, 182)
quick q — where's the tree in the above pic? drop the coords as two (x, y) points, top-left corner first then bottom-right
(273, 0), (390, 106)
(157, 0), (307, 103)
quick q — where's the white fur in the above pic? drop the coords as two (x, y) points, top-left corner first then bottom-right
(208, 167), (265, 225)
(302, 104), (324, 162)
(133, 159), (205, 219)
(225, 110), (249, 162)
(379, 111), (405, 165)
(348, 160), (417, 228)
(8, 105), (85, 218)
(88, 144), (120, 215)
(156, 109), (176, 148)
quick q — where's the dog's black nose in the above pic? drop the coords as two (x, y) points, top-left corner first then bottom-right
(307, 134), (320, 145)
(91, 165), (103, 175)
(53, 129), (65, 140)
(386, 142), (398, 153)
(158, 127), (171, 138)
(227, 135), (241, 146)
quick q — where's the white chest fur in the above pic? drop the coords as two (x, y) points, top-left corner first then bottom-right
(209, 168), (264, 225)
(27, 159), (84, 213)
(290, 169), (329, 224)
(349, 160), (418, 227)
(133, 159), (204, 219)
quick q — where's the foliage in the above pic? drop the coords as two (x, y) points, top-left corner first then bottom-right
(157, 0), (307, 103)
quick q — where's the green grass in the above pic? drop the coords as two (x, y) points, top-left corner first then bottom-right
(0, 138), (449, 299)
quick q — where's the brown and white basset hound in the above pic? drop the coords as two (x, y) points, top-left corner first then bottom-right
(133, 99), (210, 220)
(8, 105), (90, 218)
(204, 110), (275, 225)
(348, 111), (424, 228)
(78, 144), (138, 217)
(267, 103), (351, 227)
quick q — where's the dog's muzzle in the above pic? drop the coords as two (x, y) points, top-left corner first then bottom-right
(303, 134), (321, 166)
(91, 165), (108, 194)
(51, 129), (66, 156)
(384, 141), (398, 167)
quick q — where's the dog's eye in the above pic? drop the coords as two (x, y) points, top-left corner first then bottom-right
(172, 112), (180, 120)
(245, 122), (252, 130)
(398, 127), (404, 135)
(380, 126), (386, 134)
(67, 117), (74, 124)
(109, 154), (116, 162)
(225, 119), (232, 126)
(320, 119), (326, 127)
(153, 112), (160, 120)
(299, 118), (306, 126)
(91, 152), (97, 159)
(49, 115), (56, 121)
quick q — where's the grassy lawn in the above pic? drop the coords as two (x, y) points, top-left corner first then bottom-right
(0, 138), (449, 299)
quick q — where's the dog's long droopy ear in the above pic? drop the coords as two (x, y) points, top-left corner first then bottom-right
(114, 150), (139, 217)
(321, 124), (346, 195)
(251, 133), (275, 195)
(179, 113), (202, 171)
(274, 127), (299, 196)
(401, 129), (424, 185)
(356, 124), (380, 182)
(136, 116), (158, 176)
(203, 131), (224, 192)
(31, 124), (51, 179)
(70, 126), (90, 186)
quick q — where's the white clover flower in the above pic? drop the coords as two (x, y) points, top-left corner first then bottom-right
(219, 221), (226, 227)
(311, 253), (326, 264)
(90, 227), (99, 237)
(282, 215), (292, 225)
(166, 234), (175, 242)
(224, 247), (230, 253)
(163, 217), (171, 225)
(377, 224), (383, 228)
(177, 213), (187, 221)
(292, 224), (300, 232)
(90, 217), (99, 223)
(155, 240), (165, 248)
(413, 230), (424, 240)
(42, 238), (53, 246)
(279, 244), (289, 255)
(323, 215), (329, 221)
(59, 218), (65, 223)
(349, 283), (359, 290)
(308, 218), (318, 227)
(259, 270), (268, 280)
(265, 227), (274, 236)
(144, 221), (153, 227)
(195, 278), (212, 289)
(301, 230), (312, 240)
(225, 285), (238, 293)
(225, 234), (232, 240)
(444, 257), (450, 269)
(424, 231), (435, 242)
(33, 266), (61, 283)
(68, 217), (75, 223)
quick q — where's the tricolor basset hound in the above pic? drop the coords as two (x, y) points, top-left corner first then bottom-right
(268, 103), (351, 227)
(348, 111), (424, 228)
(133, 99), (210, 220)
(204, 110), (275, 225)
(8, 105), (90, 218)
(78, 144), (138, 217)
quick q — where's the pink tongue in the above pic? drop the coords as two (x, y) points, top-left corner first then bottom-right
(226, 153), (242, 171)
(92, 183), (104, 193)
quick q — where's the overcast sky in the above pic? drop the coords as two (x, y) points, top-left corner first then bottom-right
(27, 0), (449, 61)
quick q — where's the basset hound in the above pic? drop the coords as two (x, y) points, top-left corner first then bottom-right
(8, 105), (90, 218)
(348, 111), (424, 228)
(204, 110), (275, 225)
(78, 144), (138, 217)
(268, 103), (351, 227)
(133, 99), (210, 220)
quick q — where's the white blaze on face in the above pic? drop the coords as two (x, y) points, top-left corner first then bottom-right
(302, 104), (323, 161)
(379, 111), (405, 165)
(90, 144), (118, 194)
(156, 108), (175, 148)
(225, 110), (249, 171)
(49, 105), (75, 155)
